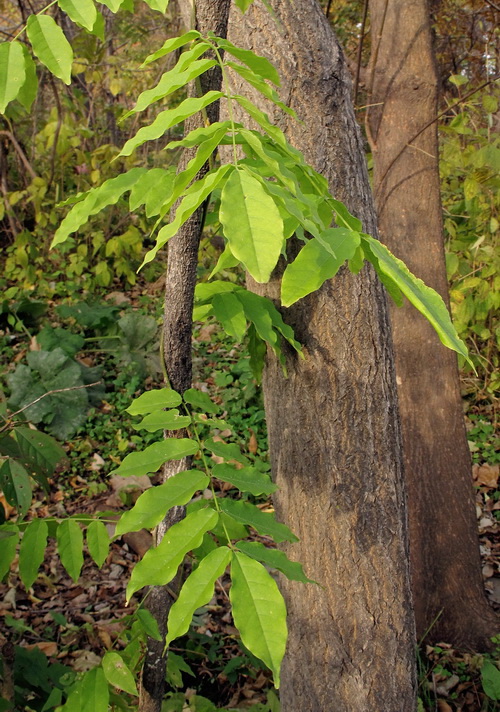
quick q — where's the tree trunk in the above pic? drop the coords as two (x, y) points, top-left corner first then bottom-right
(366, 0), (498, 649)
(227, 1), (417, 710)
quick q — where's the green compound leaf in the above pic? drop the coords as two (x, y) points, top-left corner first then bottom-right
(86, 520), (110, 568)
(132, 409), (191, 432)
(219, 499), (298, 544)
(102, 651), (138, 696)
(0, 459), (31, 517)
(184, 389), (220, 414)
(58, 0), (97, 31)
(0, 41), (26, 113)
(80, 666), (109, 712)
(52, 168), (146, 247)
(166, 546), (231, 646)
(126, 508), (218, 600)
(361, 235), (472, 365)
(216, 38), (280, 86)
(236, 540), (317, 584)
(220, 168), (283, 283)
(142, 30), (202, 66)
(119, 91), (223, 157)
(126, 388), (182, 415)
(19, 519), (48, 589)
(112, 438), (199, 478)
(212, 464), (277, 496)
(230, 551), (287, 688)
(56, 519), (84, 582)
(0, 526), (18, 579)
(281, 228), (361, 306)
(26, 15), (73, 85)
(211, 292), (247, 341)
(115, 470), (209, 535)
(129, 167), (176, 218)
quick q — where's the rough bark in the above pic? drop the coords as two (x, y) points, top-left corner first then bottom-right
(139, 3), (231, 710)
(367, 0), (498, 649)
(227, 1), (417, 710)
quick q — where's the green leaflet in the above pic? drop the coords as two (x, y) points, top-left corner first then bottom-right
(215, 38), (280, 86)
(86, 520), (110, 568)
(219, 168), (283, 283)
(111, 438), (199, 478)
(165, 546), (231, 646)
(80, 667), (109, 712)
(361, 235), (472, 364)
(143, 0), (170, 11)
(52, 168), (146, 247)
(234, 95), (287, 148)
(195, 280), (239, 303)
(204, 437), (249, 465)
(142, 30), (201, 66)
(236, 540), (317, 584)
(17, 47), (38, 112)
(126, 508), (218, 600)
(209, 244), (240, 278)
(19, 519), (48, 589)
(0, 41), (26, 113)
(115, 469), (209, 535)
(165, 121), (234, 150)
(26, 15), (73, 85)
(129, 167), (176, 218)
(211, 292), (247, 341)
(234, 0), (256, 11)
(330, 197), (363, 232)
(212, 463), (277, 496)
(230, 551), (287, 688)
(142, 164), (233, 267)
(219, 499), (298, 543)
(102, 651), (138, 696)
(136, 608), (162, 641)
(0, 526), (18, 579)
(281, 228), (361, 306)
(132, 409), (191, 432)
(119, 91), (224, 157)
(99, 0), (126, 10)
(13, 426), (65, 478)
(0, 459), (31, 517)
(226, 62), (296, 117)
(126, 388), (182, 415)
(56, 519), (84, 582)
(184, 389), (220, 414)
(58, 0), (97, 31)
(482, 661), (500, 701)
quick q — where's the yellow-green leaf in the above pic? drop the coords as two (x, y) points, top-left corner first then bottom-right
(27, 15), (73, 85)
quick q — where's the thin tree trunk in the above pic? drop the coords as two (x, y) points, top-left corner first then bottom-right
(138, 3), (231, 710)
(366, 0), (498, 649)
(227, 1), (417, 709)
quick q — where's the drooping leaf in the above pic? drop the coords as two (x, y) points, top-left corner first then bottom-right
(166, 546), (231, 645)
(0, 526), (18, 579)
(86, 520), (110, 568)
(111, 438), (199, 478)
(132, 409), (191, 433)
(58, 0), (97, 31)
(0, 459), (31, 517)
(165, 121), (234, 150)
(136, 608), (162, 641)
(0, 41), (26, 113)
(26, 15), (73, 85)
(481, 661), (500, 701)
(234, 95), (287, 148)
(56, 519), (84, 582)
(126, 508), (218, 600)
(195, 280), (239, 303)
(212, 464), (277, 496)
(102, 651), (138, 695)
(99, 0), (126, 10)
(129, 167), (176, 217)
(236, 540), (316, 583)
(80, 666), (109, 712)
(226, 62), (295, 116)
(17, 47), (38, 111)
(126, 388), (182, 415)
(184, 389), (219, 414)
(219, 499), (298, 543)
(220, 168), (283, 283)
(211, 292), (247, 341)
(115, 470), (209, 535)
(215, 38), (280, 86)
(209, 243), (240, 278)
(142, 30), (201, 66)
(230, 551), (287, 687)
(19, 519), (48, 589)
(204, 437), (249, 465)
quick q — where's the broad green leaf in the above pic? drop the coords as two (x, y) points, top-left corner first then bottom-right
(56, 519), (84, 582)
(111, 438), (198, 478)
(0, 526), (18, 579)
(141, 164), (233, 267)
(184, 389), (220, 414)
(102, 651), (138, 695)
(220, 168), (283, 283)
(209, 244), (240, 278)
(17, 47), (38, 111)
(216, 38), (280, 86)
(212, 463), (277, 496)
(129, 167), (176, 218)
(58, 0), (97, 31)
(81, 667), (109, 712)
(360, 236), (404, 306)
(126, 388), (182, 415)
(165, 121), (234, 150)
(166, 546), (231, 645)
(127, 508), (218, 600)
(86, 520), (110, 568)
(19, 519), (48, 589)
(0, 459), (31, 517)
(482, 661), (500, 700)
(27, 15), (73, 85)
(143, 0), (169, 11)
(226, 62), (295, 116)
(115, 469), (209, 535)
(195, 280), (239, 303)
(132, 409), (191, 432)
(219, 499), (298, 543)
(236, 540), (316, 584)
(281, 228), (361, 306)
(52, 168), (146, 247)
(204, 437), (249, 465)
(211, 292), (247, 341)
(230, 551), (287, 687)
(142, 30), (201, 66)
(361, 235), (472, 364)
(119, 92), (223, 157)
(136, 608), (162, 641)
(14, 426), (65, 478)
(0, 41), (26, 113)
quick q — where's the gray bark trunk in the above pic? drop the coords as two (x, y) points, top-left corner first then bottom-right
(367, 0), (498, 649)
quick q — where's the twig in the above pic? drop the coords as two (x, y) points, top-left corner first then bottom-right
(483, 0), (500, 14)
(354, 0), (369, 106)
(2, 381), (102, 424)
(0, 130), (37, 180)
